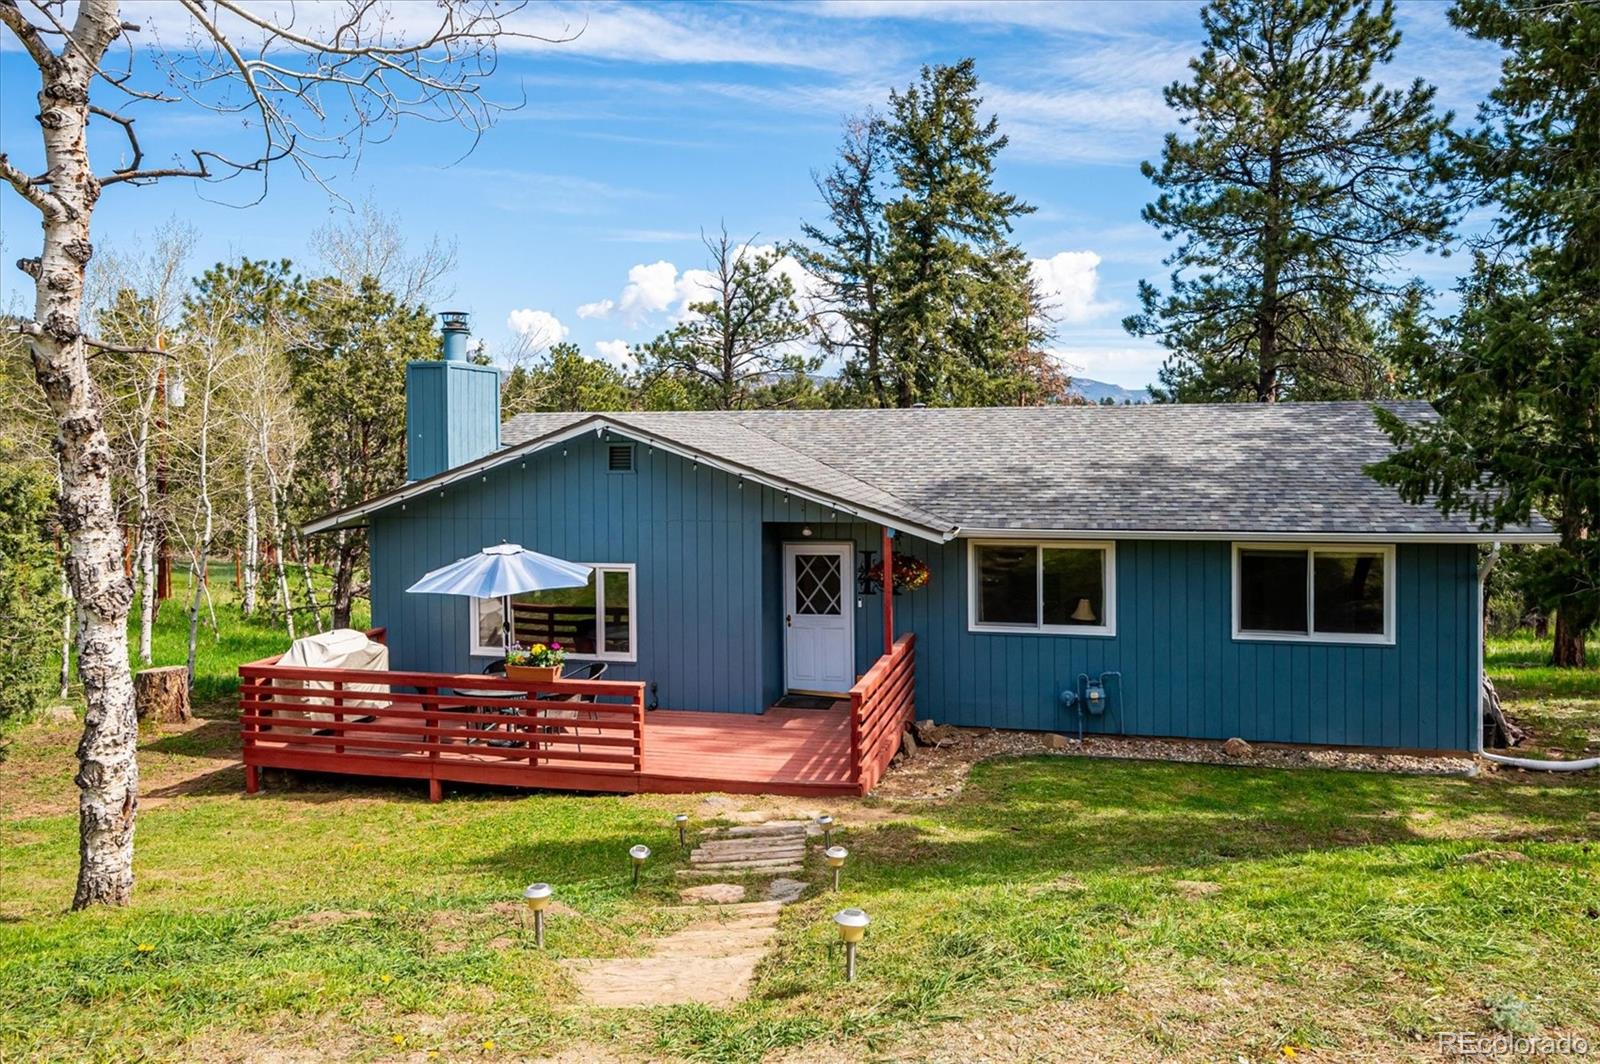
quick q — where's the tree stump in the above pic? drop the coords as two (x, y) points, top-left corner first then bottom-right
(135, 666), (191, 724)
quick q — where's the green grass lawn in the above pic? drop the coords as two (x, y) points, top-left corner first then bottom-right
(1, 590), (1595, 1062)
(1486, 632), (1600, 761)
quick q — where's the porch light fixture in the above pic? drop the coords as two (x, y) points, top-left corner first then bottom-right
(833, 908), (869, 981)
(522, 882), (552, 948)
(801, 526), (813, 537)
(629, 844), (650, 887)
(674, 813), (689, 848)
(815, 814), (834, 848)
(825, 845), (848, 891)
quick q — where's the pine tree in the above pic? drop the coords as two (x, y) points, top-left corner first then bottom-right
(880, 59), (1038, 407)
(1370, 0), (1599, 666)
(1127, 0), (1452, 402)
(639, 229), (814, 410)
(502, 343), (633, 415)
(791, 112), (892, 406)
(287, 276), (437, 627)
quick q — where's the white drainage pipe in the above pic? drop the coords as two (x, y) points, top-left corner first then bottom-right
(1482, 751), (1600, 772)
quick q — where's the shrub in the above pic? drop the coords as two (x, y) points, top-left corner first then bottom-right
(0, 458), (65, 729)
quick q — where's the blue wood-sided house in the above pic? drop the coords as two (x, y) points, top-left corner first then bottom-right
(295, 322), (1555, 777)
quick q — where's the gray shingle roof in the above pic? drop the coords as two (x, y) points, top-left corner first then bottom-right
(498, 402), (1552, 540)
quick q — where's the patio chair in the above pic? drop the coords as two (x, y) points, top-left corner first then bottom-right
(536, 661), (609, 756)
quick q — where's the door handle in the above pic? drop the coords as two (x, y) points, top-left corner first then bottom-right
(786, 613), (792, 627)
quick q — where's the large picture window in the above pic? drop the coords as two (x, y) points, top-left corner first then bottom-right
(1233, 544), (1393, 644)
(967, 540), (1115, 636)
(471, 563), (637, 662)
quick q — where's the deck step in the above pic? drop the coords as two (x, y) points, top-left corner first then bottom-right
(691, 842), (806, 858)
(677, 864), (804, 878)
(714, 822), (814, 838)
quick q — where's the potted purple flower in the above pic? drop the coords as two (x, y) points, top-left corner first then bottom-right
(505, 641), (565, 683)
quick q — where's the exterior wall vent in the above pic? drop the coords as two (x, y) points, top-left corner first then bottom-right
(607, 443), (635, 473)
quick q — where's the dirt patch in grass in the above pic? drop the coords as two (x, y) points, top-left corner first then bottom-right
(771, 956), (1500, 1064)
(270, 909), (374, 933)
(2, 702), (244, 821)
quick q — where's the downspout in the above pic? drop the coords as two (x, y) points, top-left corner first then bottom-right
(1476, 541), (1600, 773)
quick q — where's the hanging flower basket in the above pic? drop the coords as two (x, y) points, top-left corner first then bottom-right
(891, 554), (931, 593)
(858, 553), (931, 595)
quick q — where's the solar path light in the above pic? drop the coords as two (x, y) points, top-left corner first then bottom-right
(522, 883), (552, 948)
(833, 908), (869, 981)
(674, 813), (689, 848)
(815, 814), (834, 848)
(825, 845), (848, 891)
(629, 844), (650, 888)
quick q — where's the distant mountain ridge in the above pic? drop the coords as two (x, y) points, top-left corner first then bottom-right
(1070, 377), (1152, 404)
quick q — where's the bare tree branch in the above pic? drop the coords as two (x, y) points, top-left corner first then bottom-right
(0, 152), (67, 218)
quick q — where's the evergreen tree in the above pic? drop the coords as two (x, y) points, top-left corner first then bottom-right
(287, 276), (436, 627)
(639, 230), (814, 410)
(880, 59), (1038, 406)
(791, 112), (893, 406)
(1370, 0), (1599, 666)
(1126, 0), (1452, 402)
(0, 455), (64, 730)
(502, 343), (633, 415)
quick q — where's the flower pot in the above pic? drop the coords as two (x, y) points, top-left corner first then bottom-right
(506, 664), (560, 684)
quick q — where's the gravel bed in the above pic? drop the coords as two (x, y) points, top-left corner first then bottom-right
(874, 726), (1477, 802)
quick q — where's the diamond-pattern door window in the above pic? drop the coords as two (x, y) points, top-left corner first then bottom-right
(794, 554), (842, 615)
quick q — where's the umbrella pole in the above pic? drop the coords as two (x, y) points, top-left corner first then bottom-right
(502, 594), (513, 655)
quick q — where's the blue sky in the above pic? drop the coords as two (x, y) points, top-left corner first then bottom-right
(0, 1), (1505, 389)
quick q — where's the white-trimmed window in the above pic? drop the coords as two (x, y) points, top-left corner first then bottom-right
(471, 563), (637, 662)
(967, 540), (1115, 636)
(1232, 544), (1394, 645)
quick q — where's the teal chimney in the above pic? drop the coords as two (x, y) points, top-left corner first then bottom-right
(406, 312), (501, 481)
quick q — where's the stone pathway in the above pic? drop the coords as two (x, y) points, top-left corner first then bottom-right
(561, 822), (819, 1007)
(563, 899), (785, 1007)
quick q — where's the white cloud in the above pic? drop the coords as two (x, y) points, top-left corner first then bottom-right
(594, 339), (638, 372)
(506, 308), (568, 343)
(1030, 251), (1114, 324)
(582, 244), (812, 328)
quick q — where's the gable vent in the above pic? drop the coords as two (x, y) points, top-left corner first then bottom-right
(607, 443), (635, 472)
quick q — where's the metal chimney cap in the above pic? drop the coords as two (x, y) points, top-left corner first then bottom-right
(440, 310), (470, 331)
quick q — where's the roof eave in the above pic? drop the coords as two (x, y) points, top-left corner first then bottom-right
(300, 413), (957, 542)
(952, 526), (1560, 544)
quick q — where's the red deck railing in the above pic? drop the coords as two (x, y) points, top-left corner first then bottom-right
(848, 633), (915, 793)
(239, 629), (646, 801)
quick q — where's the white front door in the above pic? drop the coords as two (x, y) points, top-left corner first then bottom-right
(783, 542), (855, 694)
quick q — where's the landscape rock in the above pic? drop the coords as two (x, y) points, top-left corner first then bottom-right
(1222, 737), (1252, 758)
(765, 877), (806, 903)
(39, 704), (78, 726)
(679, 883), (747, 904)
(1042, 733), (1072, 751)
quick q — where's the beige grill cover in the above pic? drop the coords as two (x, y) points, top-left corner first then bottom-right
(275, 628), (390, 722)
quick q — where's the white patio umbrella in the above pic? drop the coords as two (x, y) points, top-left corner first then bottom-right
(406, 544), (593, 654)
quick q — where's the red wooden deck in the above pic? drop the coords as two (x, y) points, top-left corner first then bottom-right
(639, 706), (854, 795)
(239, 632), (913, 801)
